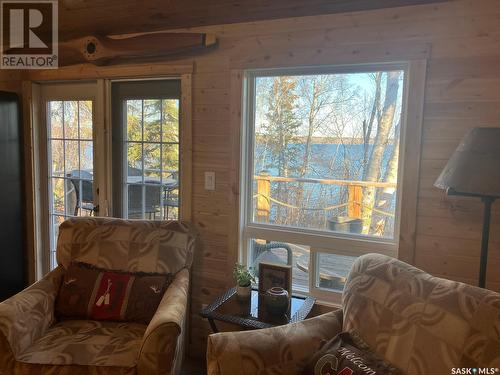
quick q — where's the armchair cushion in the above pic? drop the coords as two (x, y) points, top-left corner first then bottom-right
(56, 218), (196, 275)
(16, 320), (146, 367)
(207, 309), (343, 375)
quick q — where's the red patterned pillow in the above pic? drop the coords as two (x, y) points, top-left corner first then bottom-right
(56, 263), (172, 324)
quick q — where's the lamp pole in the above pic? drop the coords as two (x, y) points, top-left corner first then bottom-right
(479, 196), (495, 288)
(447, 188), (496, 288)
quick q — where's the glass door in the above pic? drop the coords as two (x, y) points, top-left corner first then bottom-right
(112, 80), (181, 220)
(41, 82), (99, 269)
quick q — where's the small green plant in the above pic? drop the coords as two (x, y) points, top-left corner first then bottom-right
(233, 263), (255, 287)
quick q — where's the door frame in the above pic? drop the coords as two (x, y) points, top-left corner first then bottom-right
(25, 63), (193, 280)
(38, 81), (102, 272)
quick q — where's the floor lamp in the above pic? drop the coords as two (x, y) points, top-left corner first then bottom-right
(434, 128), (500, 289)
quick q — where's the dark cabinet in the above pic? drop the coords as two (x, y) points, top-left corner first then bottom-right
(0, 91), (25, 301)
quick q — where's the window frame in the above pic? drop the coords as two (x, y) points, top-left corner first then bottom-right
(240, 62), (412, 303)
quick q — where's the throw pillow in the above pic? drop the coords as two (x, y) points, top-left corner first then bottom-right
(56, 262), (173, 324)
(302, 331), (401, 375)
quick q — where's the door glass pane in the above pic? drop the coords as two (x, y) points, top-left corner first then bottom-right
(80, 141), (93, 171)
(251, 70), (405, 240)
(49, 101), (63, 138)
(51, 178), (65, 214)
(79, 101), (93, 140)
(47, 100), (94, 270)
(144, 99), (161, 142)
(127, 142), (143, 174)
(126, 100), (143, 142)
(162, 99), (179, 143)
(64, 140), (79, 173)
(50, 139), (64, 176)
(124, 98), (180, 220)
(162, 144), (179, 176)
(127, 184), (144, 218)
(144, 143), (161, 179)
(64, 101), (79, 139)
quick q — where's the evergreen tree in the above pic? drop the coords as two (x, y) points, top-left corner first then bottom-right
(258, 76), (300, 225)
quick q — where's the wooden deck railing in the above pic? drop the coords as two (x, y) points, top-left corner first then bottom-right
(254, 173), (397, 223)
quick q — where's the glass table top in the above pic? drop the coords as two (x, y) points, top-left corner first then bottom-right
(201, 287), (316, 330)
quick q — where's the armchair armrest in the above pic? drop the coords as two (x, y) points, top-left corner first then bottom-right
(207, 309), (343, 375)
(0, 267), (64, 358)
(138, 268), (189, 375)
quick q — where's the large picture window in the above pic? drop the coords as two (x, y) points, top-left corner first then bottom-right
(241, 64), (408, 300)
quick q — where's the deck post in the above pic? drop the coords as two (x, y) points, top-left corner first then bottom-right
(348, 184), (363, 219)
(256, 171), (271, 222)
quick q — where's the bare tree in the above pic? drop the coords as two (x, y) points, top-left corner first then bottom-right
(360, 71), (401, 234)
(374, 121), (400, 236)
(362, 72), (382, 174)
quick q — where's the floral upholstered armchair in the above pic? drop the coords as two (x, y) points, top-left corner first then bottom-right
(0, 217), (196, 375)
(207, 253), (500, 375)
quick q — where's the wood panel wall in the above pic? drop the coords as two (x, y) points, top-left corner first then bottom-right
(182, 0), (500, 356)
(16, 0), (500, 358)
(0, 73), (21, 93)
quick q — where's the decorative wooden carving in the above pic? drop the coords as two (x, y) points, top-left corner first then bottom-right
(58, 32), (217, 66)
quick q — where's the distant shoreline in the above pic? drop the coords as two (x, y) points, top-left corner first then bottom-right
(255, 135), (399, 145)
(255, 135), (373, 145)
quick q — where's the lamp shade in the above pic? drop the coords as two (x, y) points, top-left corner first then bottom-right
(434, 128), (500, 198)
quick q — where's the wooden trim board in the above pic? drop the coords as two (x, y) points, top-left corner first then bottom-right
(398, 59), (428, 264)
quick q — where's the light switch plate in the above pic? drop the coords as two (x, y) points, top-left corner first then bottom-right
(204, 171), (216, 191)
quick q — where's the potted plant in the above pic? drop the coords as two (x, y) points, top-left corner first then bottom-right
(233, 263), (255, 300)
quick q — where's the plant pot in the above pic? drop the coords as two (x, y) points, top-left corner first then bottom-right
(236, 284), (252, 301)
(328, 216), (363, 234)
(264, 287), (289, 317)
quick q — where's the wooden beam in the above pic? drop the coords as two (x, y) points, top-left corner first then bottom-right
(27, 62), (193, 81)
(57, 0), (451, 42)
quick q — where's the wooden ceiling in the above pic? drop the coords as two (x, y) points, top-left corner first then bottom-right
(59, 0), (451, 41)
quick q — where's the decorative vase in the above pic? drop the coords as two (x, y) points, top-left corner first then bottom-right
(236, 284), (251, 301)
(264, 287), (289, 316)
